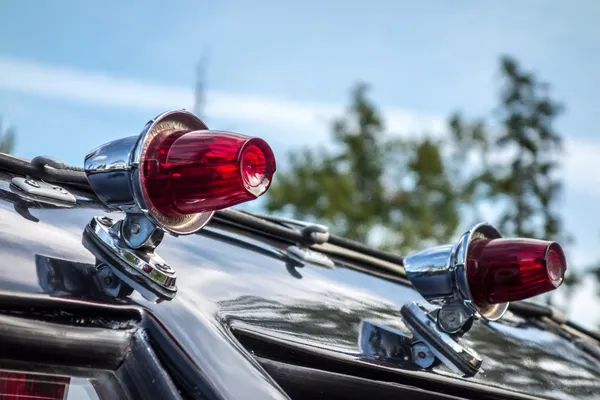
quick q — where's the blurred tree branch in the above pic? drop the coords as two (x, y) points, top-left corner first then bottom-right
(0, 118), (16, 154)
(265, 55), (571, 272)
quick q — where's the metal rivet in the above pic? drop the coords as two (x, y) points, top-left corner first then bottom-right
(25, 179), (40, 188)
(130, 223), (141, 234)
(52, 185), (67, 194)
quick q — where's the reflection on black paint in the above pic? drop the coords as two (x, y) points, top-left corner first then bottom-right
(219, 293), (402, 353)
(464, 319), (600, 399)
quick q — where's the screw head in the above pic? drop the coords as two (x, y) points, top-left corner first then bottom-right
(438, 307), (469, 333)
(411, 343), (435, 369)
(99, 216), (114, 226)
(130, 223), (141, 234)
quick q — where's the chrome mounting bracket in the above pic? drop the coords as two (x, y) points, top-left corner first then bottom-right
(359, 319), (438, 370)
(83, 214), (177, 301)
(401, 302), (482, 376)
(359, 304), (482, 377)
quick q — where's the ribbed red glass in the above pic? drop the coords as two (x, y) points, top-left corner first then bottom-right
(466, 238), (567, 305)
(141, 130), (276, 217)
(0, 371), (70, 399)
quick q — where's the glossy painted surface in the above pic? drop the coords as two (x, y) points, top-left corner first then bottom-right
(0, 177), (599, 400)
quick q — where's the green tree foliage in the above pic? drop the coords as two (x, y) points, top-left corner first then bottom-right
(487, 56), (565, 241)
(384, 137), (460, 253)
(0, 118), (16, 154)
(267, 55), (568, 259)
(267, 84), (388, 243)
(266, 83), (459, 251)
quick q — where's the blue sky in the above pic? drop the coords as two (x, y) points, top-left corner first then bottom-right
(1, 1), (599, 326)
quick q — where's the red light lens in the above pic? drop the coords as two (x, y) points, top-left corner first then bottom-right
(0, 371), (70, 399)
(241, 145), (268, 189)
(141, 130), (276, 217)
(466, 238), (567, 305)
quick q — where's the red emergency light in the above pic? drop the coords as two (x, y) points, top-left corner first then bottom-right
(140, 129), (276, 217)
(466, 238), (567, 306)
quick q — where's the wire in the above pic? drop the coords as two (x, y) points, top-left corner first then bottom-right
(567, 320), (600, 343)
(0, 153), (406, 270)
(0, 154), (405, 269)
(328, 234), (404, 266)
(234, 210), (405, 266)
(0, 153), (90, 188)
(211, 209), (307, 244)
(31, 156), (85, 172)
(509, 301), (600, 345)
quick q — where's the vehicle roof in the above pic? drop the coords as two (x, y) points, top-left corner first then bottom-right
(0, 177), (598, 400)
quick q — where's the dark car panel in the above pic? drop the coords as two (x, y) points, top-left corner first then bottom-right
(0, 178), (598, 400)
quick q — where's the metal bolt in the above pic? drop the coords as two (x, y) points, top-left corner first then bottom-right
(99, 216), (114, 226)
(103, 276), (113, 285)
(25, 179), (40, 188)
(438, 307), (466, 333)
(130, 223), (141, 234)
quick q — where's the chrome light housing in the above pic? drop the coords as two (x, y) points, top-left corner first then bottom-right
(85, 110), (214, 235)
(404, 223), (507, 330)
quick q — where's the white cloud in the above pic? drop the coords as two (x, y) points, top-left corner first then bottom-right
(0, 56), (444, 136)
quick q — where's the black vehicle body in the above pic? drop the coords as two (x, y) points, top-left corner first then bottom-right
(0, 171), (599, 400)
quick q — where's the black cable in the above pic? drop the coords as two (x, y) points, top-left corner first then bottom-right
(0, 154), (404, 268)
(212, 209), (306, 244)
(0, 153), (90, 187)
(567, 320), (600, 343)
(328, 233), (404, 266)
(234, 210), (405, 266)
(508, 301), (553, 318)
(509, 301), (600, 344)
(31, 156), (85, 172)
(214, 209), (405, 266)
(0, 153), (36, 176)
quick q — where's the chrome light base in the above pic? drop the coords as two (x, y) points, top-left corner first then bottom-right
(358, 304), (482, 376)
(401, 302), (482, 377)
(404, 223), (508, 335)
(83, 216), (177, 301)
